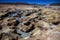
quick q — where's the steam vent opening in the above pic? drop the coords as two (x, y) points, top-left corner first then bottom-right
(0, 3), (60, 40)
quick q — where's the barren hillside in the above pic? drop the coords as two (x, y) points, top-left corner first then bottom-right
(0, 4), (60, 40)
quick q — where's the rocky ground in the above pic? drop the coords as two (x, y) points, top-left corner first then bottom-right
(0, 4), (60, 40)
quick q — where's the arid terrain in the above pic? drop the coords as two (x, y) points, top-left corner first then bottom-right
(0, 3), (60, 40)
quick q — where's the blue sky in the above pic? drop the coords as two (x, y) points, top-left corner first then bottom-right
(0, 0), (60, 4)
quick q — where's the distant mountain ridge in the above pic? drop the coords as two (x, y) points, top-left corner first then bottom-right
(0, 2), (46, 6)
(0, 2), (30, 5)
(0, 2), (60, 6)
(0, 2), (41, 5)
(50, 3), (60, 6)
